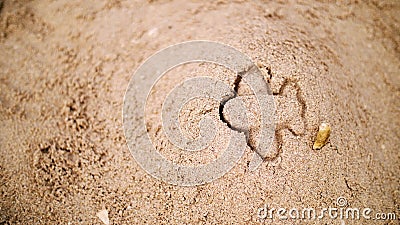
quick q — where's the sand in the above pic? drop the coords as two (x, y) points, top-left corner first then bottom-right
(0, 0), (399, 224)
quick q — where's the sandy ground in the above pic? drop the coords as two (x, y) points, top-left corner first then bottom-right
(0, 0), (399, 224)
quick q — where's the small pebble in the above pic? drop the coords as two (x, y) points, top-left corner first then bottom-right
(96, 209), (110, 225)
(313, 122), (331, 150)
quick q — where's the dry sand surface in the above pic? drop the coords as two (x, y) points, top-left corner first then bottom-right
(0, 0), (399, 224)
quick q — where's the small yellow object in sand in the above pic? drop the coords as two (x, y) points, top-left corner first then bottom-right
(313, 122), (331, 150)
